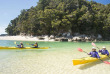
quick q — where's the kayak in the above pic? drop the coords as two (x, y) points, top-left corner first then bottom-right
(0, 46), (49, 49)
(72, 55), (109, 65)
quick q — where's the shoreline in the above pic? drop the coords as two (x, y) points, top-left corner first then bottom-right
(0, 35), (104, 42)
(0, 36), (55, 42)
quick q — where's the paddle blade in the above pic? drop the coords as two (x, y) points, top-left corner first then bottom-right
(14, 42), (16, 45)
(78, 48), (83, 52)
(91, 42), (96, 47)
(104, 61), (110, 64)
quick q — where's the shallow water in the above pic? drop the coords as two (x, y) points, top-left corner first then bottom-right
(0, 40), (110, 74)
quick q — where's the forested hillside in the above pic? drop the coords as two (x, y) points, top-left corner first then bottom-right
(5, 0), (110, 39)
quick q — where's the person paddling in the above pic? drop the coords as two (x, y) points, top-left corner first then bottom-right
(17, 42), (24, 48)
(88, 47), (100, 58)
(99, 47), (109, 56)
(30, 42), (38, 48)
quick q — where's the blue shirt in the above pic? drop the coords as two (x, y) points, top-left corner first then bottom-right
(99, 49), (109, 55)
(31, 43), (38, 48)
(88, 51), (100, 58)
(17, 44), (24, 48)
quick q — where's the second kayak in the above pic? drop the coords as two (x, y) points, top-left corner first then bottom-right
(72, 55), (109, 65)
(0, 46), (49, 49)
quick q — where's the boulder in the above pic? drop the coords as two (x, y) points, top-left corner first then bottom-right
(72, 36), (82, 41)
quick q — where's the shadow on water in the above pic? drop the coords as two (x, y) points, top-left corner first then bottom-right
(78, 58), (109, 70)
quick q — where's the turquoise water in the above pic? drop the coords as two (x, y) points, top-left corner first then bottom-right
(0, 40), (110, 74)
(0, 40), (110, 49)
(0, 40), (110, 59)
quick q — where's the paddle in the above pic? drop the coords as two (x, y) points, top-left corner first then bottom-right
(14, 42), (17, 45)
(26, 43), (30, 45)
(78, 48), (88, 54)
(91, 42), (110, 58)
(91, 42), (100, 49)
(78, 48), (110, 64)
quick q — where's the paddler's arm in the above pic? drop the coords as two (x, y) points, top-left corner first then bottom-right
(96, 52), (100, 58)
(88, 52), (91, 55)
(17, 45), (20, 47)
(99, 50), (102, 53)
(106, 50), (109, 56)
(31, 44), (38, 47)
(17, 45), (21, 48)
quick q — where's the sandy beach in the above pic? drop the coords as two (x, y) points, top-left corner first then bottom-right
(0, 36), (55, 41)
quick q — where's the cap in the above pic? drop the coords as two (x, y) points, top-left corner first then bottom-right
(102, 46), (106, 48)
(92, 47), (96, 49)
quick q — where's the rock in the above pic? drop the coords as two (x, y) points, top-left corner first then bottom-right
(61, 38), (68, 41)
(97, 34), (102, 39)
(55, 38), (61, 41)
(49, 35), (55, 39)
(68, 39), (72, 42)
(74, 33), (80, 36)
(72, 36), (82, 41)
(85, 36), (91, 40)
(67, 32), (71, 37)
(39, 37), (45, 40)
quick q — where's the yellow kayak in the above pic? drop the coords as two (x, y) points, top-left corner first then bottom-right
(0, 46), (49, 50)
(73, 55), (108, 65)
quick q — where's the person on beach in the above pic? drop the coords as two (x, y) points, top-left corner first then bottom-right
(99, 47), (109, 56)
(88, 47), (100, 58)
(17, 42), (24, 48)
(30, 42), (38, 48)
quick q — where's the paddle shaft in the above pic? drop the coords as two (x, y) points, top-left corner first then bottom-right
(98, 58), (105, 62)
(96, 46), (100, 50)
(107, 55), (110, 58)
(26, 43), (30, 45)
(83, 51), (88, 54)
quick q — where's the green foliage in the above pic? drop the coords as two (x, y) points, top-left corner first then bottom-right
(5, 0), (110, 39)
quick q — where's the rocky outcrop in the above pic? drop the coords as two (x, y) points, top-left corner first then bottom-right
(35, 33), (103, 42)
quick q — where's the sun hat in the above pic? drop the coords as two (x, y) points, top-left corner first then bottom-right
(102, 46), (106, 48)
(92, 47), (96, 49)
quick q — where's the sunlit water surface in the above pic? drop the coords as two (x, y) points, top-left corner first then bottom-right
(0, 40), (110, 74)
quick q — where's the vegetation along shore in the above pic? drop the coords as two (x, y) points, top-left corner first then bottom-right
(5, 0), (110, 41)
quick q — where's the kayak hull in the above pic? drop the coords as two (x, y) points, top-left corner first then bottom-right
(0, 46), (49, 49)
(73, 55), (108, 65)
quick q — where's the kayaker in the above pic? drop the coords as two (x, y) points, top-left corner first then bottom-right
(17, 42), (24, 48)
(99, 46), (109, 56)
(88, 47), (100, 58)
(30, 42), (38, 48)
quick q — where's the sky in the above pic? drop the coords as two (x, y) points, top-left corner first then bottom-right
(0, 0), (110, 35)
(0, 0), (38, 34)
(88, 0), (110, 4)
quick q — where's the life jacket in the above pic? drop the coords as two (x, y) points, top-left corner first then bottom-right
(34, 43), (38, 47)
(90, 51), (100, 58)
(101, 49), (109, 55)
(20, 44), (24, 48)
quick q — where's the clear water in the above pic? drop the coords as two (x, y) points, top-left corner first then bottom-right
(0, 40), (110, 74)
